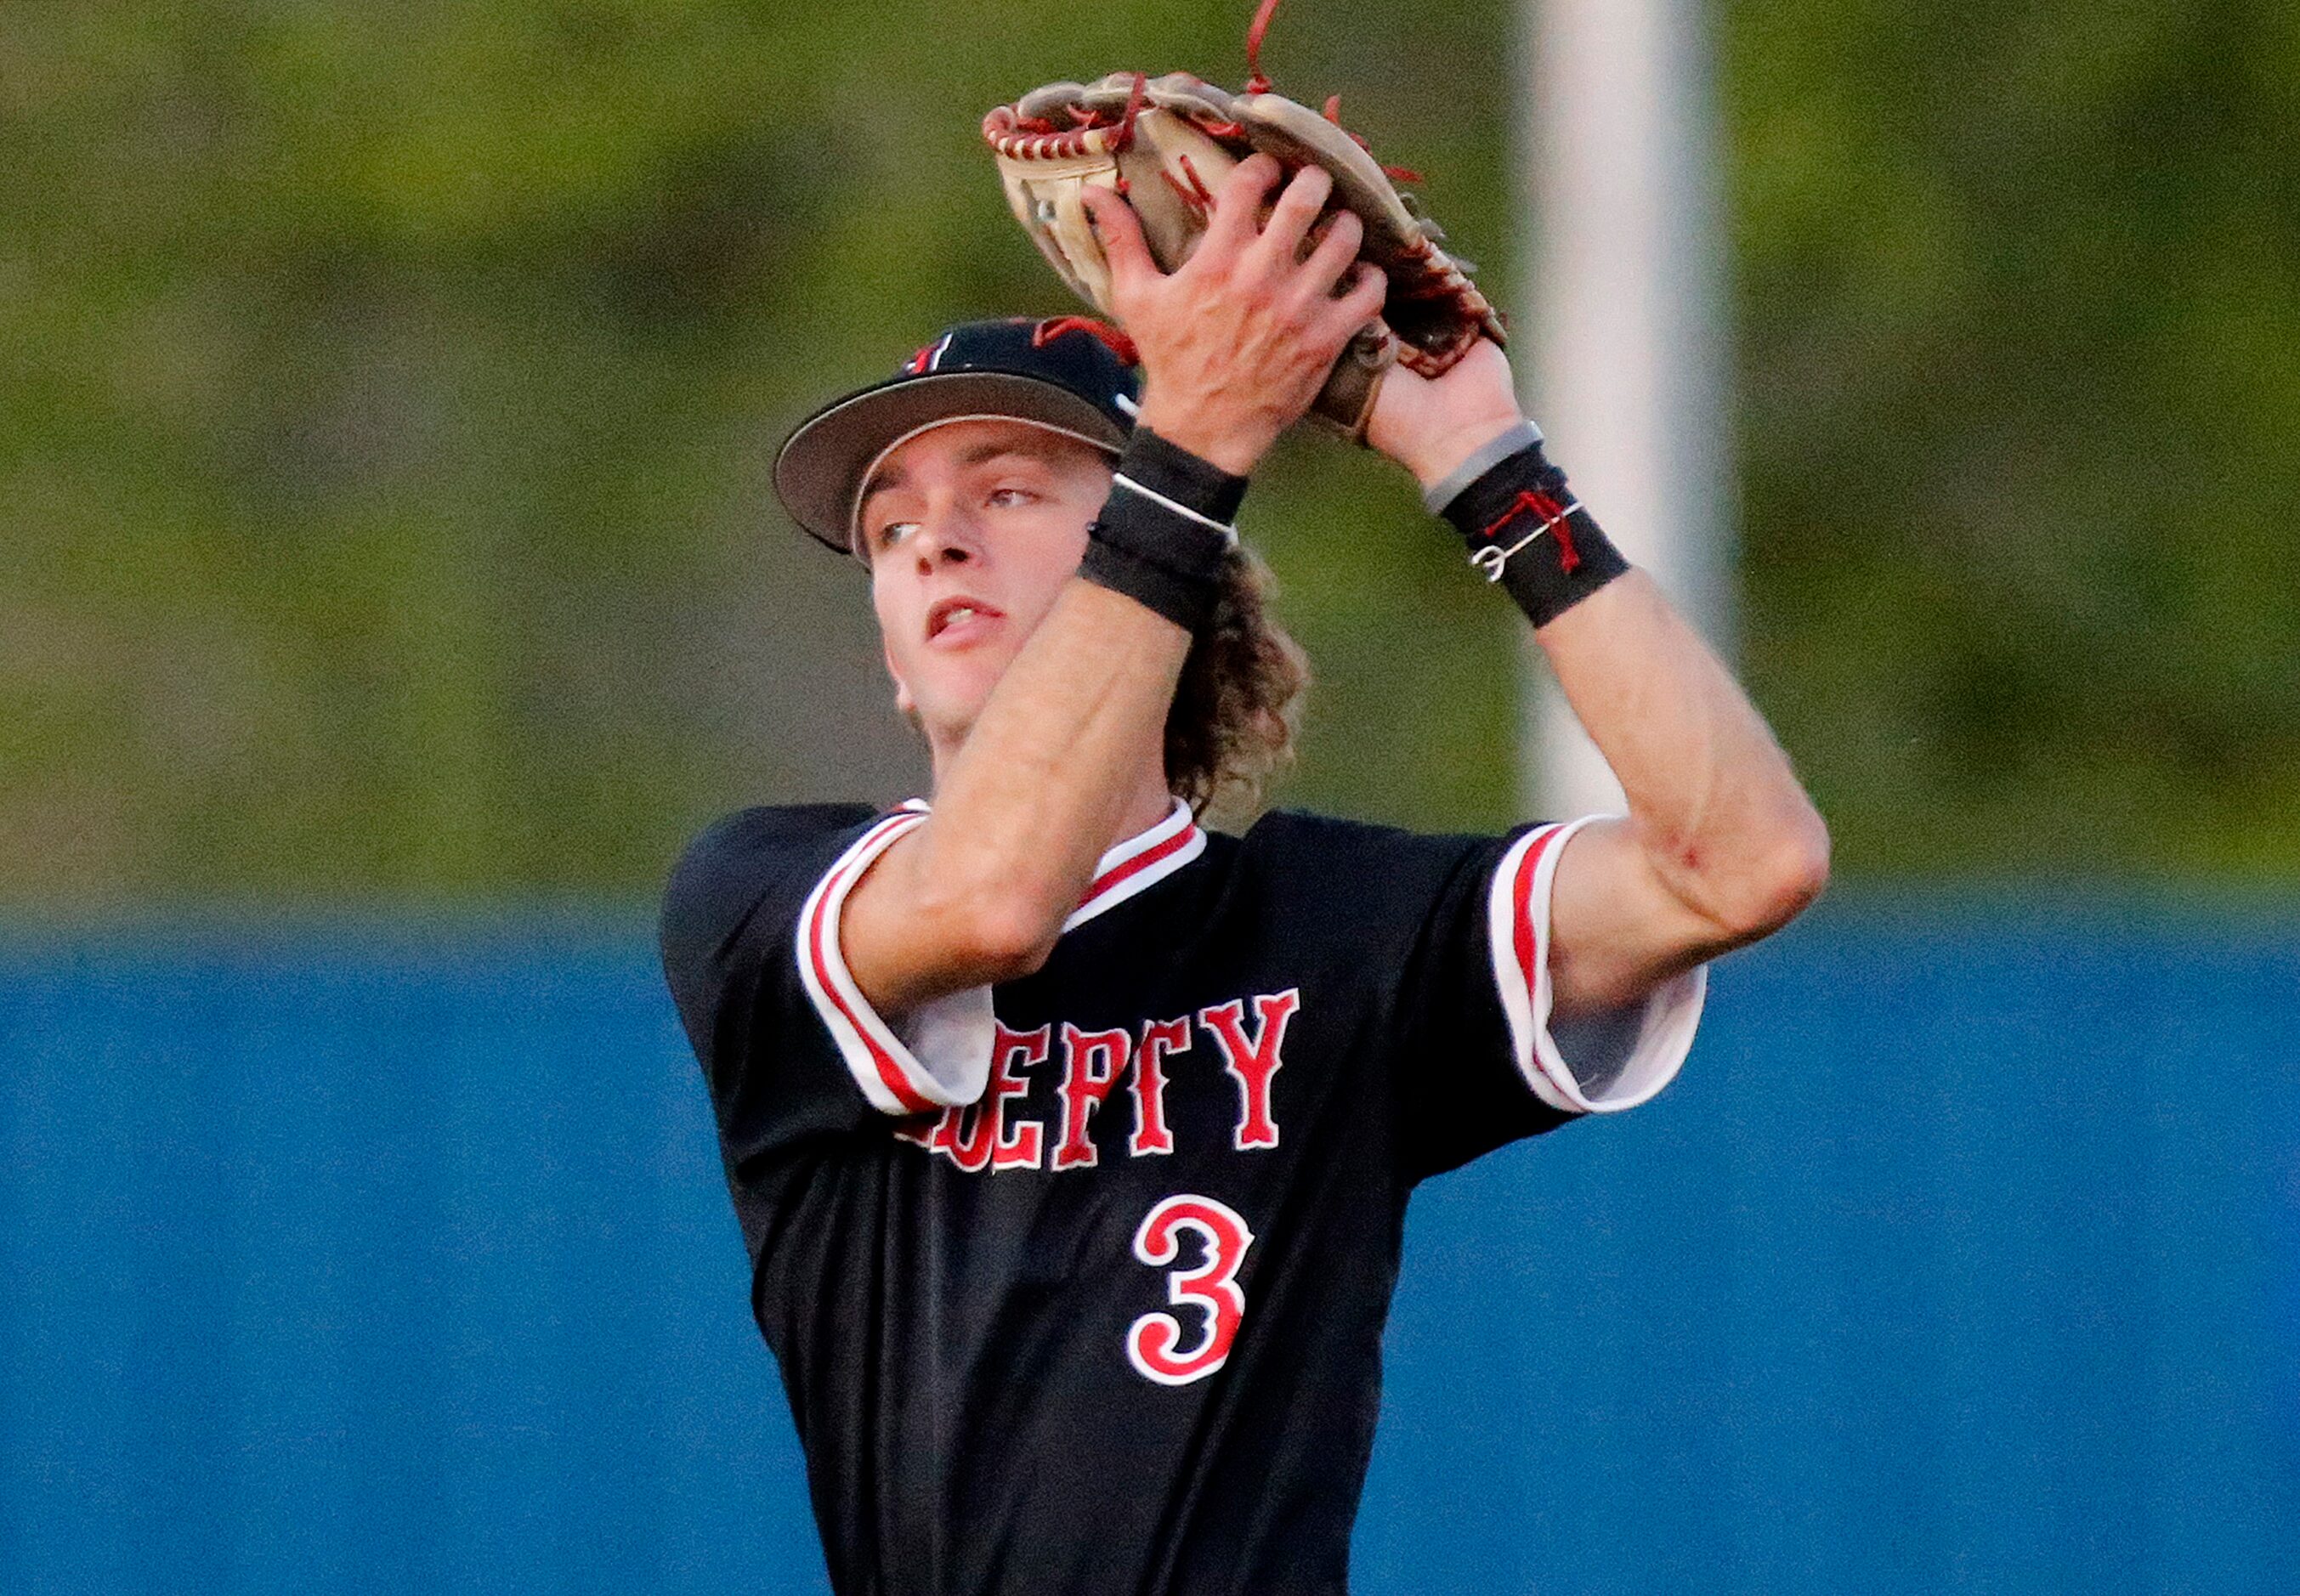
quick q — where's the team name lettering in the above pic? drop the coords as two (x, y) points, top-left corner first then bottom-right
(1196, 989), (1299, 1151)
(1130, 1017), (1189, 1157)
(899, 990), (1300, 1173)
(989, 1025), (1050, 1169)
(1053, 1024), (1129, 1170)
(929, 1084), (999, 1174)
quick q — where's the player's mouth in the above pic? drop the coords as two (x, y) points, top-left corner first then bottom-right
(926, 596), (1005, 648)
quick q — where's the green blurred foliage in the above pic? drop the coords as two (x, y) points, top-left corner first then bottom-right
(1729, 0), (2300, 875)
(0, 0), (2292, 904)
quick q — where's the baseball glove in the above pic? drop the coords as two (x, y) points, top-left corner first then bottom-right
(982, 3), (1504, 443)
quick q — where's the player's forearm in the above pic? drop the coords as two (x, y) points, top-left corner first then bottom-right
(900, 428), (1257, 977)
(1538, 571), (1829, 942)
(1374, 359), (1827, 956)
(848, 580), (1187, 1010)
(917, 580), (1188, 948)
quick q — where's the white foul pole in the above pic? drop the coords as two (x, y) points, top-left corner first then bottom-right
(1515, 0), (1733, 818)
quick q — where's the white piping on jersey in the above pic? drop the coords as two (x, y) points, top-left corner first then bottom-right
(796, 808), (994, 1116)
(896, 795), (1204, 932)
(1062, 797), (1205, 931)
(1484, 814), (1705, 1115)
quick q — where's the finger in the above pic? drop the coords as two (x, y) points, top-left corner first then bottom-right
(1318, 261), (1389, 338)
(1203, 153), (1284, 254)
(1082, 186), (1162, 295)
(1249, 163), (1335, 267)
(1297, 208), (1365, 297)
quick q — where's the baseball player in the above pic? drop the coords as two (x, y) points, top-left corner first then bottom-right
(661, 155), (1828, 1595)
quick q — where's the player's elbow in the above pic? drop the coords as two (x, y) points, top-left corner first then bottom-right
(1712, 802), (1831, 942)
(966, 902), (1064, 983)
(931, 892), (1063, 987)
(891, 835), (1072, 988)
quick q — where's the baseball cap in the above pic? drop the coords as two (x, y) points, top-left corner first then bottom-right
(772, 315), (1143, 557)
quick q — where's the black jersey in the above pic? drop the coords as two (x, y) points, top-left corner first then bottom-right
(660, 800), (1704, 1596)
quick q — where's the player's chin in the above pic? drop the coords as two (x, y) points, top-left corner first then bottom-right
(909, 662), (1006, 738)
(947, 624), (1030, 678)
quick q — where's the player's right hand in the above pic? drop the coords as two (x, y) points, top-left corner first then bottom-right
(1365, 336), (1527, 491)
(1082, 154), (1387, 477)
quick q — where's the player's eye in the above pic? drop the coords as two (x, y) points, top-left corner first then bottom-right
(987, 486), (1038, 509)
(873, 520), (919, 552)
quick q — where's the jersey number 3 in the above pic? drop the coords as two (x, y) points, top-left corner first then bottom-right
(1127, 1194), (1255, 1386)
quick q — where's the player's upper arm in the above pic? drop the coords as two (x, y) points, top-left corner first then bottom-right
(660, 806), (996, 1132)
(1468, 816), (1707, 1125)
(1280, 811), (1701, 1179)
(837, 818), (1060, 1020)
(1545, 814), (1812, 1016)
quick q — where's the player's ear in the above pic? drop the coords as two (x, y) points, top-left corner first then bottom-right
(882, 636), (915, 718)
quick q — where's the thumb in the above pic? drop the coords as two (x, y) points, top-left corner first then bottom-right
(1082, 186), (1160, 295)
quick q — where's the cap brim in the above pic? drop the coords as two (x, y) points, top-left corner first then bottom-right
(773, 371), (1130, 555)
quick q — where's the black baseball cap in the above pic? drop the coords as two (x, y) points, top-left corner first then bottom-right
(773, 315), (1143, 557)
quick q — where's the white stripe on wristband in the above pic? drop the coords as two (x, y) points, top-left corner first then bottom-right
(1110, 473), (1240, 543)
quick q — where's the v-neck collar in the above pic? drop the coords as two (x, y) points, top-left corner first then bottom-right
(895, 796), (1206, 933)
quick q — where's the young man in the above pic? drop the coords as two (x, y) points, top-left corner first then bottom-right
(662, 155), (1827, 1596)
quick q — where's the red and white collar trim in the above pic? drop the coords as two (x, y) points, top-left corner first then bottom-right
(897, 795), (1205, 932)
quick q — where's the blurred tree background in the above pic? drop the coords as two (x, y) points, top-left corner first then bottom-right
(1, 0), (2292, 908)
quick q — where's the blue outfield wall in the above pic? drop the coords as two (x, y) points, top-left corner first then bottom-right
(2, 900), (2296, 1595)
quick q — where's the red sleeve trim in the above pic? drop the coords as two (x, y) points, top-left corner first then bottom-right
(795, 811), (990, 1117)
(1062, 797), (1205, 931)
(1486, 816), (1705, 1116)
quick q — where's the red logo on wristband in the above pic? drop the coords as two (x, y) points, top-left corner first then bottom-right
(1475, 491), (1582, 580)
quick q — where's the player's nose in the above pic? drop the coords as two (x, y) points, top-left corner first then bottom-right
(911, 503), (983, 573)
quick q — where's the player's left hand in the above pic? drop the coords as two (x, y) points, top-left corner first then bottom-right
(1365, 336), (1527, 492)
(1083, 156), (1390, 478)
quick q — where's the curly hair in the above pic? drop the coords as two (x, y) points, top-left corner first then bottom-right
(1164, 547), (1310, 823)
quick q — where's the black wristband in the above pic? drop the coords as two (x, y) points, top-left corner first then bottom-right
(1439, 440), (1629, 627)
(1079, 427), (1243, 634)
(1113, 426), (1249, 524)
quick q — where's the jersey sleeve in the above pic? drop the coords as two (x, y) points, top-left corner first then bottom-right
(1393, 815), (1707, 1180)
(659, 806), (997, 1163)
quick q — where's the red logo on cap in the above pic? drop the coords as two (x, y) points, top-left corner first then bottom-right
(1032, 316), (1141, 368)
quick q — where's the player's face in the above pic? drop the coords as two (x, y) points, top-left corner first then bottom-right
(860, 417), (1115, 759)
